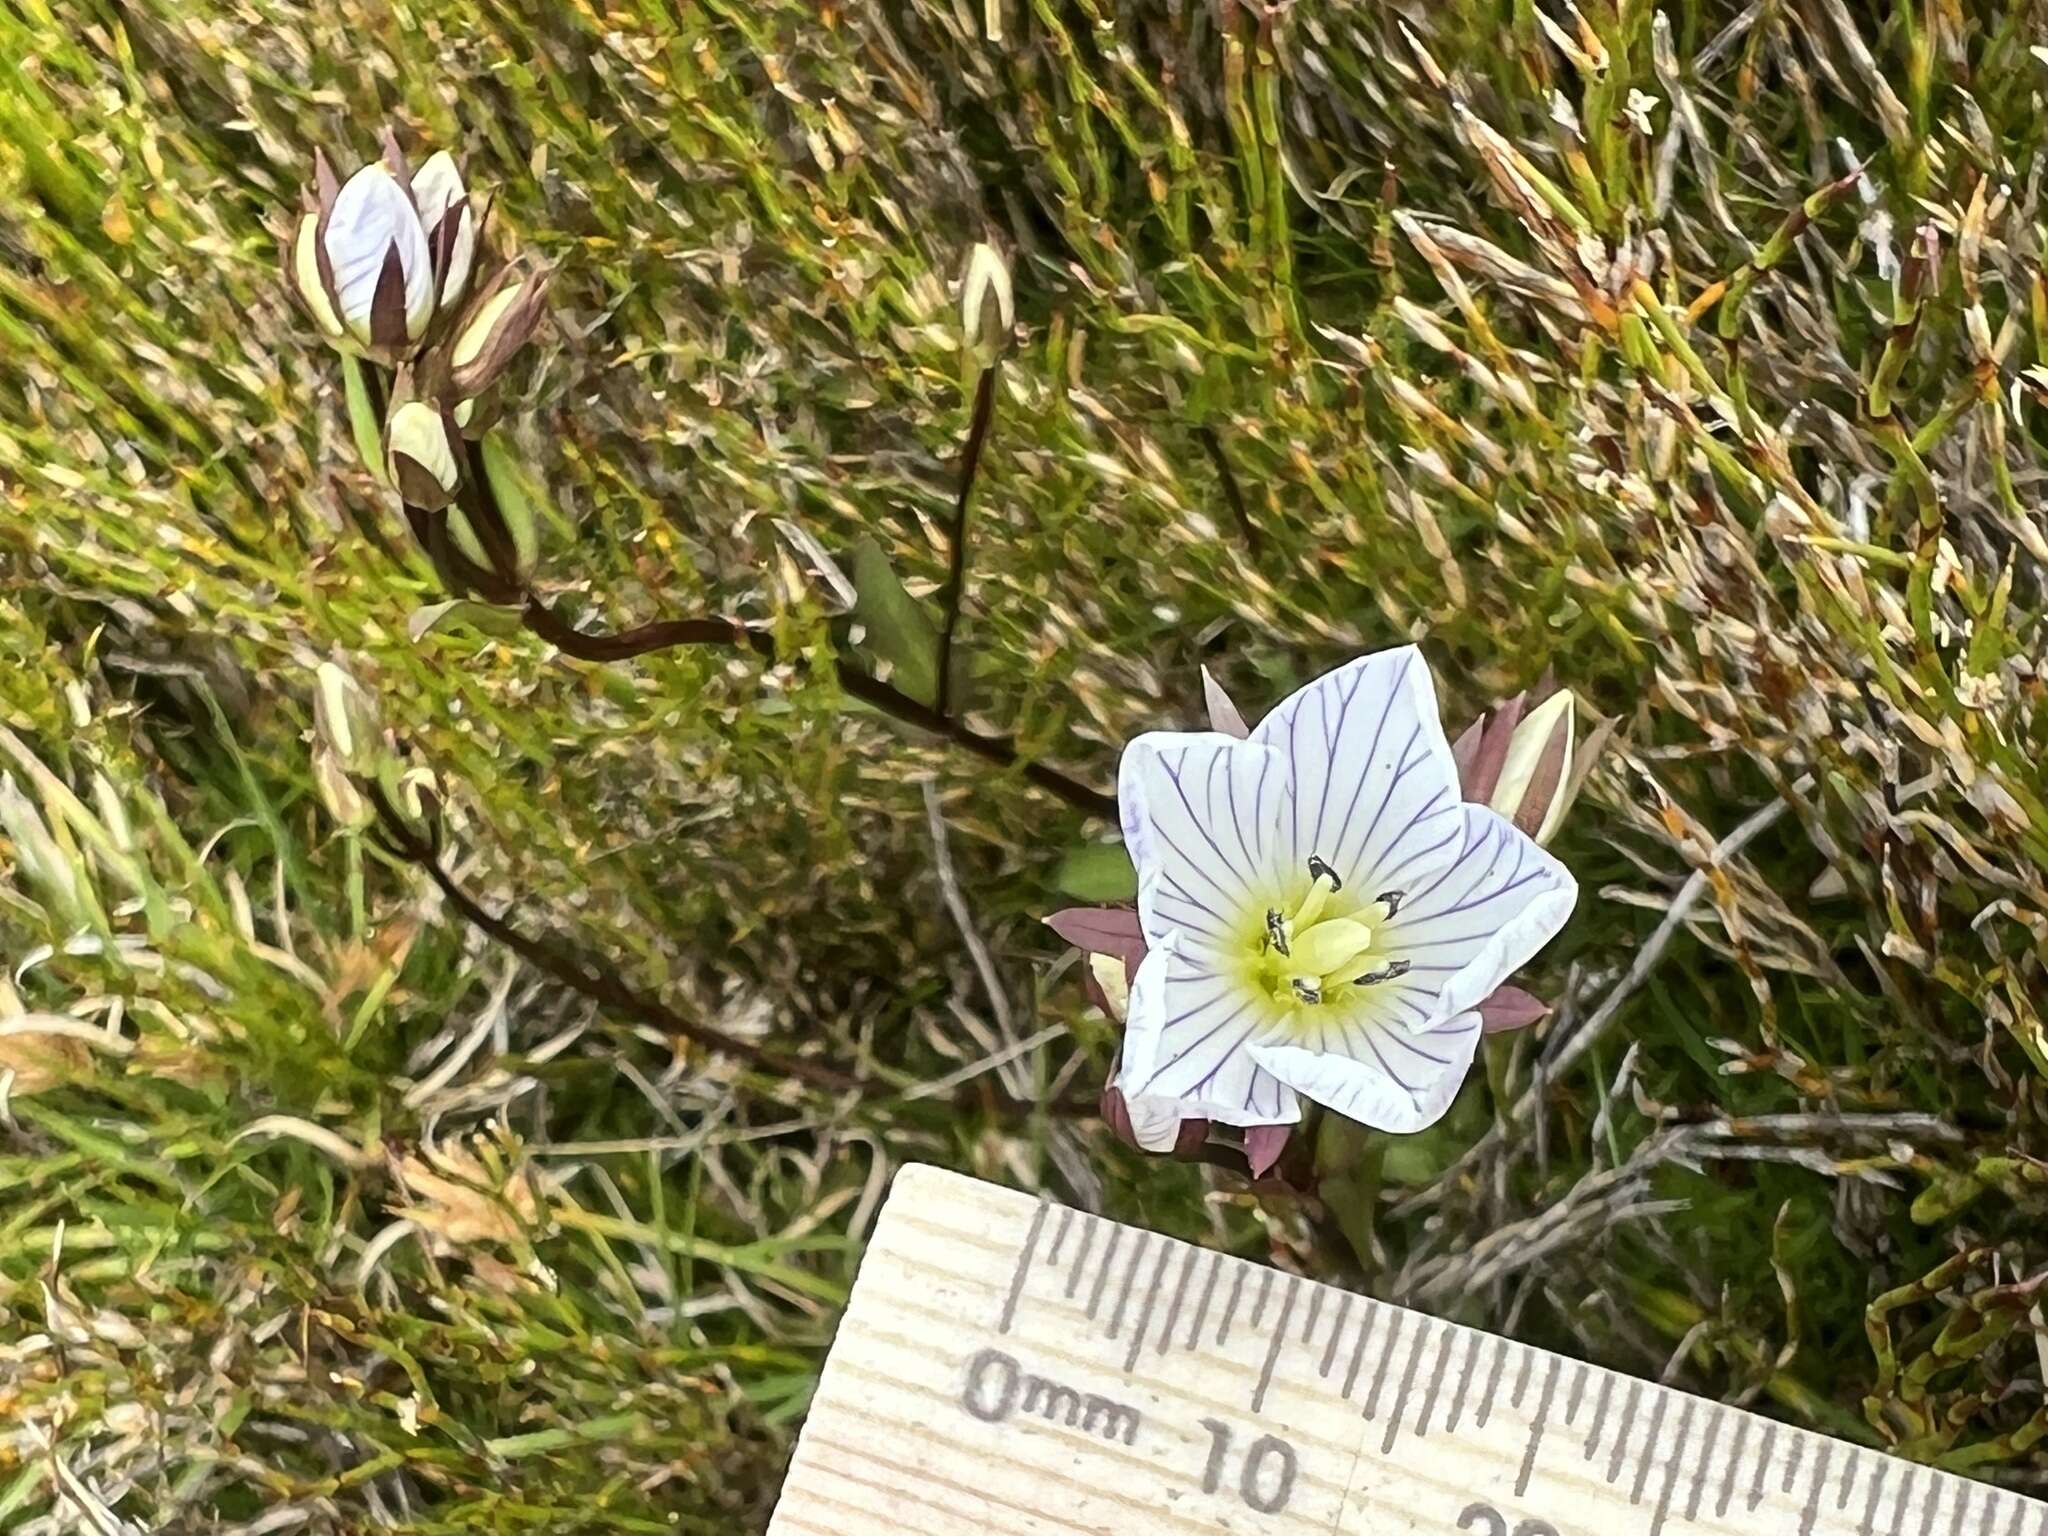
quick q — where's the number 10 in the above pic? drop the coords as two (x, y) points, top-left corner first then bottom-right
(1198, 1418), (1297, 1514)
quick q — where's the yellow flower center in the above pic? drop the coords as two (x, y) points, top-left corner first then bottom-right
(1244, 857), (1408, 1012)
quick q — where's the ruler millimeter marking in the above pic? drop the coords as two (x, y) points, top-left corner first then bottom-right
(768, 1167), (2046, 1536)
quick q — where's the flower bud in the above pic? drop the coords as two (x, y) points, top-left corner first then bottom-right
(324, 161), (436, 354)
(409, 150), (478, 317)
(960, 241), (1014, 367)
(1084, 951), (1131, 1022)
(286, 212), (345, 341)
(1489, 689), (1576, 845)
(450, 387), (500, 438)
(446, 267), (549, 400)
(386, 400), (464, 511)
(311, 744), (373, 832)
(1452, 687), (1581, 845)
(313, 662), (381, 773)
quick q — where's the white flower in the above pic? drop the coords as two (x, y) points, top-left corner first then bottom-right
(1114, 647), (1578, 1147)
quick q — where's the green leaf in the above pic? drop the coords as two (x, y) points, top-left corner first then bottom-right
(848, 537), (939, 707)
(479, 432), (546, 579)
(342, 356), (391, 487)
(406, 600), (526, 643)
(1054, 841), (1137, 902)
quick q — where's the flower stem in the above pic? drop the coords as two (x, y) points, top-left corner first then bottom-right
(515, 591), (1116, 818)
(935, 363), (999, 721)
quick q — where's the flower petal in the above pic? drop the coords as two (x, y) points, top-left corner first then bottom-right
(1119, 933), (1299, 1130)
(410, 150), (466, 230)
(1249, 1007), (1478, 1132)
(1250, 646), (1464, 899)
(1118, 730), (1290, 960)
(325, 163), (433, 342)
(1383, 803), (1577, 1032)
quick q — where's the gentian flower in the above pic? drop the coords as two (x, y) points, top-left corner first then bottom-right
(1110, 647), (1578, 1149)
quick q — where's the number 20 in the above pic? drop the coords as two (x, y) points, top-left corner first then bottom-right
(1459, 1500), (1560, 1536)
(1198, 1419), (1297, 1514)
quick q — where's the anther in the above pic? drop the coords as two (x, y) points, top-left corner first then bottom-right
(1306, 854), (1343, 891)
(1375, 889), (1405, 919)
(1290, 977), (1323, 1005)
(1353, 959), (1412, 986)
(1265, 908), (1291, 957)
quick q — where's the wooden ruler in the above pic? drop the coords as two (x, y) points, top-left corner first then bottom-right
(768, 1164), (2044, 1536)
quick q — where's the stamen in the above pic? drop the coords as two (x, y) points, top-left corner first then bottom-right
(1265, 908), (1291, 957)
(1306, 854), (1343, 892)
(1290, 977), (1323, 1005)
(1352, 959), (1412, 986)
(1376, 889), (1405, 919)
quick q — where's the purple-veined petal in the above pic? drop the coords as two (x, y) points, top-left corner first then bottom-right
(1119, 933), (1300, 1131)
(1382, 803), (1577, 1033)
(1249, 646), (1464, 902)
(1118, 730), (1290, 961)
(1104, 1077), (1209, 1154)
(1248, 1006), (1480, 1133)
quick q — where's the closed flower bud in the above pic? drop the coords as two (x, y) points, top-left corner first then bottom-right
(285, 138), (500, 364)
(325, 161), (435, 354)
(1452, 686), (1583, 846)
(1489, 688), (1577, 845)
(409, 150), (479, 317)
(311, 745), (373, 832)
(1084, 951), (1131, 1022)
(386, 400), (464, 511)
(313, 661), (381, 773)
(286, 212), (345, 340)
(960, 241), (1013, 366)
(450, 387), (500, 438)
(446, 267), (549, 400)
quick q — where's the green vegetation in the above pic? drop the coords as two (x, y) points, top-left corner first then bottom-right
(6, 0), (2048, 1525)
